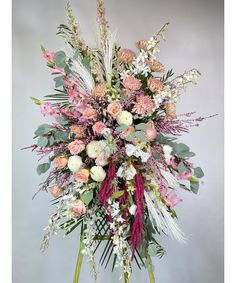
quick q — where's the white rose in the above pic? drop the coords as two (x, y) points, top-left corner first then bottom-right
(68, 156), (83, 173)
(86, 140), (105, 158)
(90, 166), (106, 182)
(116, 111), (133, 126)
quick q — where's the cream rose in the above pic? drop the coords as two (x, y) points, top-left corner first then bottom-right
(116, 111), (133, 126)
(86, 140), (105, 158)
(68, 156), (83, 172)
(90, 166), (106, 182)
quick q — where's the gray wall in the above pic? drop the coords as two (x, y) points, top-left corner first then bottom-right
(12, 0), (224, 282)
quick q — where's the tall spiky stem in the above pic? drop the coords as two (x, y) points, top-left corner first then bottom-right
(96, 0), (109, 48)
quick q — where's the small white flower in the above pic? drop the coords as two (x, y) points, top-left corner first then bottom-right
(116, 111), (133, 126)
(67, 156), (83, 173)
(125, 164), (137, 180)
(86, 140), (105, 158)
(90, 166), (106, 182)
(125, 144), (136, 156)
(129, 204), (137, 215)
(163, 145), (173, 163)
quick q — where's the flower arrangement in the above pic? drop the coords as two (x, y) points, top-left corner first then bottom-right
(26, 1), (214, 282)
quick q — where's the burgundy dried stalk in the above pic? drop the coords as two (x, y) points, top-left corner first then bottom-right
(99, 162), (116, 209)
(130, 173), (145, 259)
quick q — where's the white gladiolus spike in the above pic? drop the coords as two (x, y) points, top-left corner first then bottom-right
(144, 191), (186, 243)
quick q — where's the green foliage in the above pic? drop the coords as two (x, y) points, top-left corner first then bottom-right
(160, 69), (174, 83)
(172, 142), (195, 159)
(37, 162), (50, 175)
(190, 178), (199, 194)
(80, 191), (93, 205)
(53, 76), (64, 88)
(135, 123), (147, 131)
(194, 167), (204, 178)
(124, 131), (147, 143)
(55, 50), (67, 68)
(116, 124), (129, 132)
(37, 136), (48, 147)
(57, 116), (69, 126)
(30, 96), (42, 105)
(34, 124), (51, 136)
(54, 131), (69, 142)
(111, 190), (124, 199)
(177, 161), (188, 173)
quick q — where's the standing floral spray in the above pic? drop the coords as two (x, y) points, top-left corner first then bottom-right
(25, 1), (214, 282)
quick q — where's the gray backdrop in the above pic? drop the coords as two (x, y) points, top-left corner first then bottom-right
(12, 0), (224, 282)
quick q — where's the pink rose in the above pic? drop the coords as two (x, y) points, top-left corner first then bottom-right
(71, 200), (86, 218)
(83, 107), (97, 120)
(68, 140), (85, 155)
(95, 155), (109, 166)
(107, 102), (122, 118)
(92, 121), (106, 135)
(144, 121), (157, 142)
(123, 76), (142, 91)
(147, 77), (164, 93)
(75, 169), (90, 183)
(50, 185), (63, 197)
(70, 125), (85, 139)
(44, 51), (55, 62)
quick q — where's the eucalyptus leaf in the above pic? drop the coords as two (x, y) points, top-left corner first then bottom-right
(53, 76), (64, 88)
(135, 123), (147, 131)
(124, 132), (136, 142)
(37, 163), (50, 175)
(135, 131), (148, 142)
(190, 180), (199, 194)
(116, 124), (129, 132)
(194, 167), (204, 178)
(34, 124), (51, 136)
(54, 131), (69, 141)
(55, 50), (66, 68)
(177, 162), (188, 173)
(37, 136), (48, 147)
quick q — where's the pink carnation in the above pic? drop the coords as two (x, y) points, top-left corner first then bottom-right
(92, 121), (106, 135)
(147, 77), (164, 93)
(68, 140), (85, 155)
(123, 76), (141, 91)
(133, 94), (155, 115)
